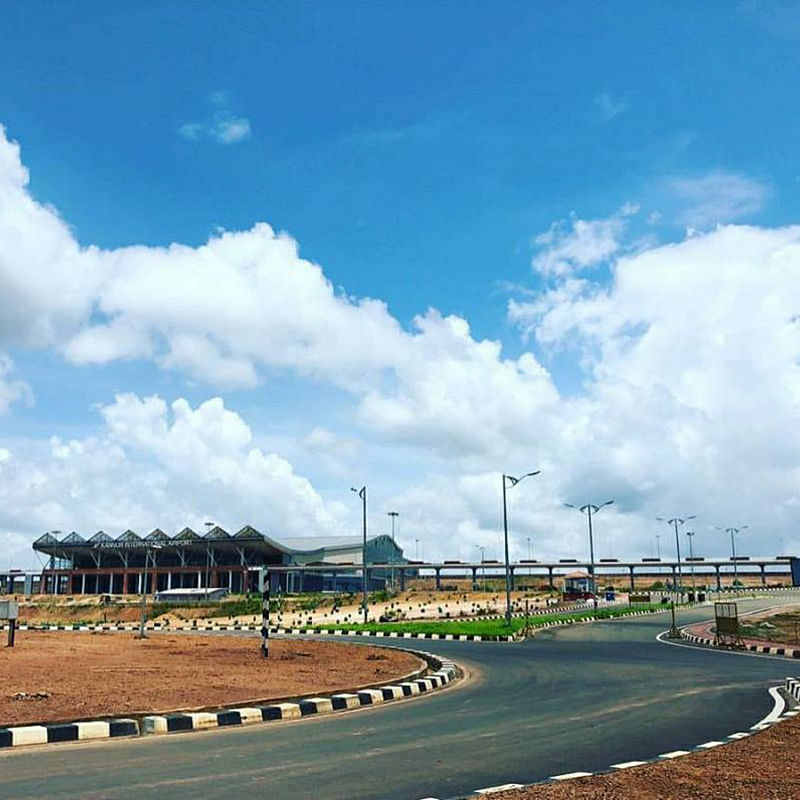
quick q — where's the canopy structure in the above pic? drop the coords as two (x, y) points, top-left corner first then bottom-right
(33, 527), (405, 595)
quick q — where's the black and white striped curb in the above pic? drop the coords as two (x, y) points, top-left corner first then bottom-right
(415, 677), (800, 799)
(680, 629), (800, 658)
(0, 650), (457, 749)
(0, 719), (138, 748)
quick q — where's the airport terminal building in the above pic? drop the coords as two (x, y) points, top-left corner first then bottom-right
(32, 526), (406, 595)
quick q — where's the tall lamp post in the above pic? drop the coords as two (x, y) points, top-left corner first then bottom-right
(656, 515), (696, 596)
(203, 521), (214, 601)
(387, 511), (399, 592)
(351, 486), (368, 623)
(565, 500), (614, 609)
(501, 471), (540, 625)
(138, 543), (162, 639)
(715, 525), (748, 591)
(686, 530), (697, 599)
(476, 544), (487, 590)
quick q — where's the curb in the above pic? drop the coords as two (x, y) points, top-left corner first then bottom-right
(0, 648), (457, 750)
(415, 677), (800, 800)
(680, 630), (800, 659)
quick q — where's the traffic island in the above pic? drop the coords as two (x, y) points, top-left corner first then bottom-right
(0, 632), (458, 749)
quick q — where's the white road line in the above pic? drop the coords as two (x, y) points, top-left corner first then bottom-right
(610, 760), (647, 769)
(549, 772), (593, 781)
(727, 732), (751, 739)
(696, 741), (724, 749)
(474, 784), (525, 794)
(757, 686), (786, 726)
(658, 750), (691, 759)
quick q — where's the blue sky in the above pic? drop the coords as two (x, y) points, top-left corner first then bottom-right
(2, 2), (800, 566)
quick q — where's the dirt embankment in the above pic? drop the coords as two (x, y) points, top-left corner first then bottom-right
(0, 632), (422, 726)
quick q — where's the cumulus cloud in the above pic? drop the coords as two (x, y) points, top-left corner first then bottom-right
(0, 393), (340, 566)
(179, 92), (251, 145)
(2, 123), (800, 567)
(668, 170), (770, 228)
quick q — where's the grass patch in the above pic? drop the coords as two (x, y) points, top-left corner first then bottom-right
(295, 602), (671, 637)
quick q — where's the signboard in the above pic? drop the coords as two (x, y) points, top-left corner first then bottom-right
(714, 601), (744, 648)
(0, 600), (18, 620)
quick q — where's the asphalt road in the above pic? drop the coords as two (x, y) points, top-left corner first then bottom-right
(1, 597), (797, 800)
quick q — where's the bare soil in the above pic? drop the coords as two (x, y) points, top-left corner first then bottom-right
(489, 715), (800, 799)
(0, 632), (422, 726)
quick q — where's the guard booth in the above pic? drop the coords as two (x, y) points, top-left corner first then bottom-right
(562, 570), (595, 601)
(0, 600), (19, 647)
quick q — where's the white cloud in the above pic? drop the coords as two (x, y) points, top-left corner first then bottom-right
(179, 93), (251, 145)
(3, 123), (800, 568)
(0, 353), (32, 413)
(668, 170), (769, 228)
(594, 91), (626, 121)
(532, 203), (638, 278)
(0, 393), (341, 566)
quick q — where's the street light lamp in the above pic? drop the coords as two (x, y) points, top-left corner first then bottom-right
(138, 543), (162, 639)
(502, 471), (540, 625)
(686, 530), (697, 599)
(656, 515), (696, 596)
(565, 500), (614, 609)
(476, 544), (487, 590)
(350, 486), (368, 623)
(714, 525), (748, 591)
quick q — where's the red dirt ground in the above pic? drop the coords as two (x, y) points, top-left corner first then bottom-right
(0, 632), (422, 726)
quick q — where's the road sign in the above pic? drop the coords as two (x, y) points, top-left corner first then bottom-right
(0, 600), (18, 647)
(714, 601), (744, 648)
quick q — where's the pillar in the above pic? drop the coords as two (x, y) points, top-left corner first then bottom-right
(471, 567), (478, 590)
(548, 566), (555, 590)
(197, 571), (202, 588)
(81, 573), (86, 595)
(715, 565), (722, 592)
(509, 567), (515, 592)
(629, 566), (635, 591)
(435, 568), (441, 590)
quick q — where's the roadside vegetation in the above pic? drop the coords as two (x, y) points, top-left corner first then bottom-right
(293, 602), (672, 637)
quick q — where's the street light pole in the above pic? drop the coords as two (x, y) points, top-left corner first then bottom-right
(203, 521), (214, 601)
(387, 511), (399, 592)
(686, 531), (696, 600)
(501, 471), (541, 626)
(476, 545), (487, 590)
(565, 500), (614, 610)
(715, 525), (748, 591)
(351, 486), (368, 623)
(138, 544), (161, 639)
(656, 515), (696, 597)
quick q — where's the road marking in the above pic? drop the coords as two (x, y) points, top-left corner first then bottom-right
(728, 732), (751, 739)
(696, 741), (724, 749)
(757, 686), (786, 726)
(656, 630), (798, 661)
(658, 750), (691, 758)
(475, 784), (525, 794)
(610, 760), (647, 769)
(550, 772), (593, 780)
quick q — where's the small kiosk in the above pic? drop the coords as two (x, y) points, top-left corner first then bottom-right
(562, 570), (595, 601)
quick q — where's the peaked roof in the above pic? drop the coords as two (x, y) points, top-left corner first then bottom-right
(89, 531), (113, 543)
(174, 527), (200, 541)
(117, 529), (141, 542)
(203, 525), (230, 539)
(145, 529), (170, 542)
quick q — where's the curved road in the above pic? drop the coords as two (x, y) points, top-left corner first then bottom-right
(1, 597), (797, 800)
